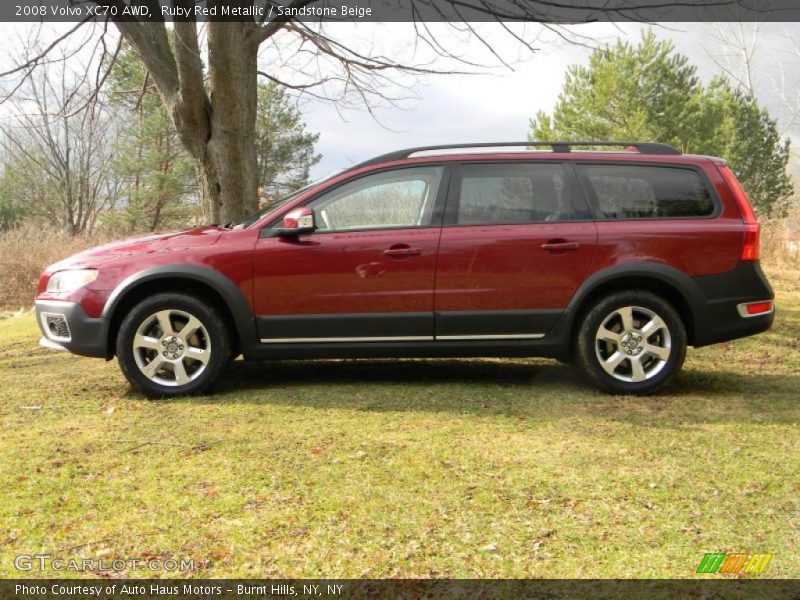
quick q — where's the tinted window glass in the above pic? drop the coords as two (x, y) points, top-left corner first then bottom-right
(580, 165), (715, 219)
(311, 167), (442, 231)
(456, 163), (583, 225)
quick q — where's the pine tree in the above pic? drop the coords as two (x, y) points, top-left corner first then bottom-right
(530, 30), (792, 217)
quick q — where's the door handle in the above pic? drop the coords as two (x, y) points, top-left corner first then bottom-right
(541, 240), (579, 252)
(384, 245), (422, 258)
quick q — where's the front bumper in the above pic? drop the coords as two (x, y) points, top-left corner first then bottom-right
(35, 300), (109, 358)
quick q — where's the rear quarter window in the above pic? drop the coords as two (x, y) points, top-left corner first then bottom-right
(578, 164), (716, 219)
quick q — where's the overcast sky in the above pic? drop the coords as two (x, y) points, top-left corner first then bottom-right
(2, 21), (799, 180)
(289, 21), (800, 178)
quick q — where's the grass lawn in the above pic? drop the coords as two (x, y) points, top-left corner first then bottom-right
(1, 268), (799, 579)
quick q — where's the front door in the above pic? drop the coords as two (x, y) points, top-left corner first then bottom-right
(434, 161), (598, 339)
(253, 165), (447, 342)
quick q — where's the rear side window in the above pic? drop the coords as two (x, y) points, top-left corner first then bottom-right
(454, 163), (587, 225)
(579, 164), (715, 219)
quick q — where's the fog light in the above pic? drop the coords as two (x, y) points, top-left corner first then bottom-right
(42, 313), (71, 341)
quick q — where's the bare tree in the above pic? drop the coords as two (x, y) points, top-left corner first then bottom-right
(106, 8), (490, 223)
(705, 22), (760, 96)
(1, 47), (122, 233)
(704, 22), (800, 136)
(768, 25), (800, 137)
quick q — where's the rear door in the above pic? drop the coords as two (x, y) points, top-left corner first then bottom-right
(434, 161), (598, 340)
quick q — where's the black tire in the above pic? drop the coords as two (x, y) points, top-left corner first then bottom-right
(116, 293), (233, 398)
(575, 290), (687, 395)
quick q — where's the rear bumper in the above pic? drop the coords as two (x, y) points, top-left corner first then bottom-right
(693, 308), (774, 347)
(35, 300), (109, 358)
(691, 262), (775, 347)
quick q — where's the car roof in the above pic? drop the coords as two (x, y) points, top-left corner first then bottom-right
(353, 141), (680, 168)
(345, 142), (725, 173)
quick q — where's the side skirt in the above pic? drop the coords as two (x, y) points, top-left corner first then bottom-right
(242, 337), (567, 361)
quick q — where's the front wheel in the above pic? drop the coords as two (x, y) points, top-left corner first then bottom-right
(575, 291), (686, 395)
(116, 293), (232, 398)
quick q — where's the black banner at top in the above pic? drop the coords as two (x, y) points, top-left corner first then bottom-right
(3, 0), (800, 23)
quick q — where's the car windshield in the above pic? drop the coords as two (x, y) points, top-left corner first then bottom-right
(236, 169), (347, 229)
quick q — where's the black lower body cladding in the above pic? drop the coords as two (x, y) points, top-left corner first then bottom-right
(691, 261), (775, 347)
(35, 300), (108, 358)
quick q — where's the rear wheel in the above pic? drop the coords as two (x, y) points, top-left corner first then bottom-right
(116, 293), (232, 398)
(576, 290), (686, 395)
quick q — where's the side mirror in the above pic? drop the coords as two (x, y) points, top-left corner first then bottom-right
(277, 207), (316, 236)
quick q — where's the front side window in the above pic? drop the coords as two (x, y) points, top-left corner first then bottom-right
(310, 166), (443, 232)
(455, 162), (584, 225)
(579, 164), (715, 219)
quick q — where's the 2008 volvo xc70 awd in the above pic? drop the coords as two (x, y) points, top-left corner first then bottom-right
(35, 141), (775, 397)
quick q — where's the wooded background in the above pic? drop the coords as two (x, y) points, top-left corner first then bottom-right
(1, 17), (799, 308)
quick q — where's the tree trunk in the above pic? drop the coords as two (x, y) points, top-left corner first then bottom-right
(204, 23), (260, 224)
(171, 24), (259, 225)
(116, 20), (261, 224)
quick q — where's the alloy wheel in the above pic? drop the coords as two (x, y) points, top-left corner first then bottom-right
(132, 309), (211, 387)
(594, 305), (672, 383)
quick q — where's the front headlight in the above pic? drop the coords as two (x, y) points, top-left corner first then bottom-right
(46, 269), (99, 293)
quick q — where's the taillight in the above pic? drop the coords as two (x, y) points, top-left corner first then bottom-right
(741, 223), (760, 261)
(718, 165), (760, 261)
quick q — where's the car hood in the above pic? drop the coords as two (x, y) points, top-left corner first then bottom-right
(46, 226), (226, 272)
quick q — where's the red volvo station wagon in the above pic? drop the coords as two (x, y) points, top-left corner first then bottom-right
(35, 142), (774, 397)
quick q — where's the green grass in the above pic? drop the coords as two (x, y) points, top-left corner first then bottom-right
(1, 270), (799, 579)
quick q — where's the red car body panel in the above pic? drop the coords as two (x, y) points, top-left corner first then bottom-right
(37, 227), (260, 319)
(34, 148), (774, 366)
(244, 153), (742, 322)
(253, 227), (441, 316)
(433, 221), (598, 311)
(591, 219), (744, 277)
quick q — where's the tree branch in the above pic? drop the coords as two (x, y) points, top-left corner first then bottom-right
(0, 18), (93, 79)
(253, 0), (316, 44)
(113, 20), (179, 106)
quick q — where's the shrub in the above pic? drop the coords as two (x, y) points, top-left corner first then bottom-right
(0, 224), (120, 310)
